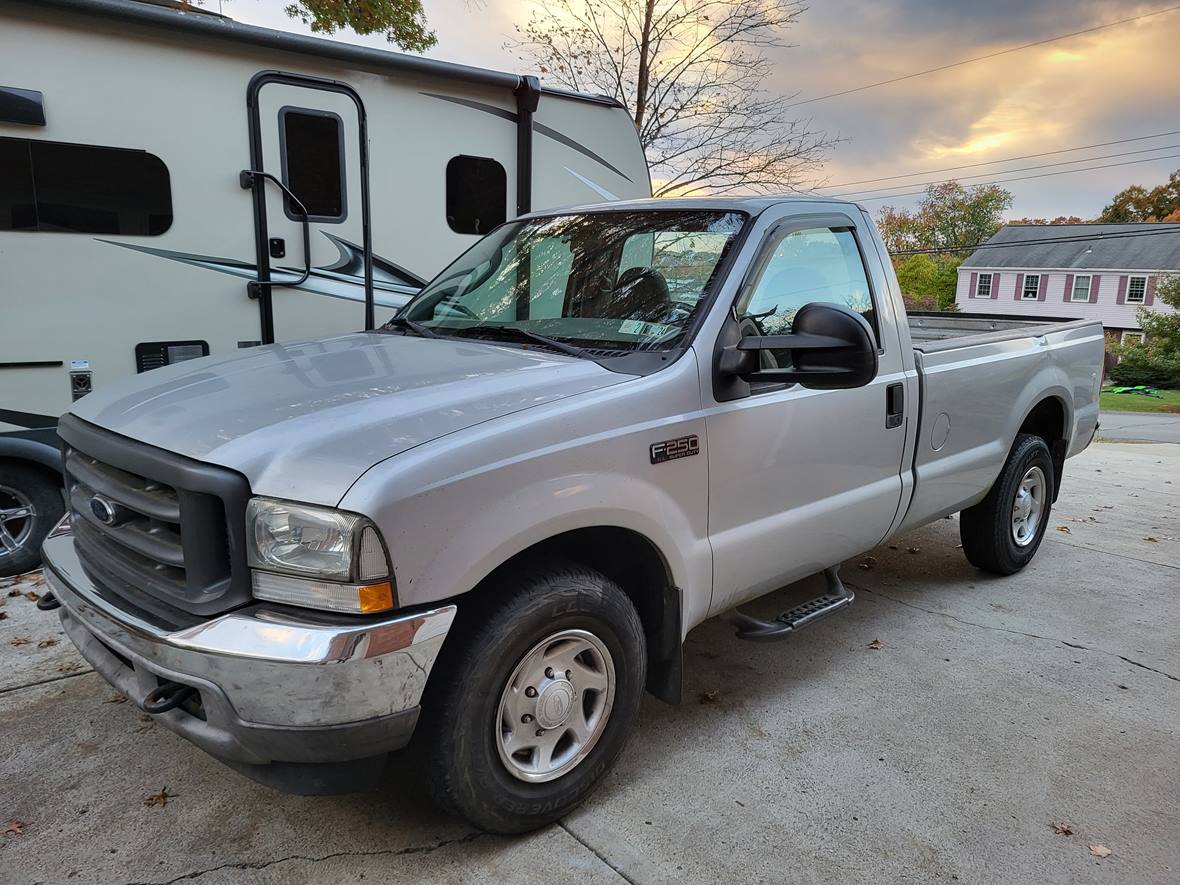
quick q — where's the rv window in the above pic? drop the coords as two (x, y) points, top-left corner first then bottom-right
(446, 155), (507, 235)
(280, 108), (346, 222)
(0, 136), (172, 235)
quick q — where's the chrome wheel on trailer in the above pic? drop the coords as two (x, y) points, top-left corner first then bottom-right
(496, 628), (616, 783)
(1011, 465), (1046, 547)
(0, 484), (36, 559)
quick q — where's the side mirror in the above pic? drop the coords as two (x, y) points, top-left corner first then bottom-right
(718, 302), (878, 390)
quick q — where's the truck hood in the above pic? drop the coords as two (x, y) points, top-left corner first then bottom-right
(69, 332), (632, 505)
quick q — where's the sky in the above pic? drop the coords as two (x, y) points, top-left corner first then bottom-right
(213, 0), (1180, 221)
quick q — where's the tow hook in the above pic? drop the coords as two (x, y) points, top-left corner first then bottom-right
(143, 681), (196, 714)
(35, 591), (62, 612)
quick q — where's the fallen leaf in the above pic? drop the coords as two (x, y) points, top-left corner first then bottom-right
(0, 612), (7, 621)
(143, 788), (174, 808)
(698, 689), (720, 704)
(37, 638), (59, 649)
(1056, 525), (1071, 534)
(5, 819), (24, 836)
(57, 662), (82, 673)
(1144, 537), (1158, 543)
(23, 590), (40, 602)
(906, 546), (920, 554)
(867, 639), (883, 650)
(1088, 844), (1112, 858)
(76, 741), (98, 753)
(6, 588), (21, 598)
(10, 637), (31, 647)
(104, 694), (127, 705)
(857, 556), (877, 570)
(1051, 821), (1074, 836)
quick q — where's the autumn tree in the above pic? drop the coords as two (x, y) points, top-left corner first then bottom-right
(194, 0), (435, 50)
(1097, 169), (1180, 223)
(1009, 216), (1085, 225)
(509, 0), (836, 196)
(876, 181), (1014, 255)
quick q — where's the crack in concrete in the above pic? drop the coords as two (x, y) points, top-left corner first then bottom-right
(558, 821), (640, 885)
(1043, 538), (1180, 572)
(130, 832), (482, 884)
(0, 668), (94, 697)
(848, 581), (1180, 684)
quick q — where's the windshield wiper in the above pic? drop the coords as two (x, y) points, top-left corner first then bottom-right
(383, 316), (439, 338)
(453, 325), (589, 359)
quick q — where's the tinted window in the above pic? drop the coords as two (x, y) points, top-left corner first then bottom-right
(0, 137), (171, 235)
(446, 155), (506, 235)
(280, 108), (345, 221)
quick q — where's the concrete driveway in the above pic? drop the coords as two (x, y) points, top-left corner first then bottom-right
(2, 439), (1178, 884)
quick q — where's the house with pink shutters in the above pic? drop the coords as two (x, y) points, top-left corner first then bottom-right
(955, 222), (1180, 345)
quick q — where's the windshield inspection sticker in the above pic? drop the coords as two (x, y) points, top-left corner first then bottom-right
(650, 435), (699, 464)
(620, 319), (673, 338)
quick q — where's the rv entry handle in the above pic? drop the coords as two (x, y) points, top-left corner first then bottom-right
(240, 169), (312, 291)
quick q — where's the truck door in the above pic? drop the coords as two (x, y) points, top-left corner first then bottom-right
(244, 72), (374, 344)
(705, 212), (908, 614)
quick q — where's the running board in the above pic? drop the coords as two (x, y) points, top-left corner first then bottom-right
(731, 567), (854, 641)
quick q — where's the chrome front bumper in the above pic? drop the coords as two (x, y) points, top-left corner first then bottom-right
(42, 531), (455, 782)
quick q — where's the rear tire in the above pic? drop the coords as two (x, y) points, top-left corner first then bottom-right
(419, 561), (646, 834)
(960, 433), (1055, 575)
(0, 464), (65, 578)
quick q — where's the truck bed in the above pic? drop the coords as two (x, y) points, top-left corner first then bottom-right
(907, 311), (1080, 350)
(897, 315), (1105, 534)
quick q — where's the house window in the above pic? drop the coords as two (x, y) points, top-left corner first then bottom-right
(279, 107), (346, 222)
(0, 136), (172, 234)
(1126, 276), (1147, 304)
(1022, 274), (1040, 300)
(974, 272), (992, 298)
(1121, 331), (1145, 345)
(446, 155), (507, 235)
(1071, 274), (1092, 302)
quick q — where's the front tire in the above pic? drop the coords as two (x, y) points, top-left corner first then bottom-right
(0, 464), (65, 578)
(960, 433), (1055, 575)
(419, 562), (646, 834)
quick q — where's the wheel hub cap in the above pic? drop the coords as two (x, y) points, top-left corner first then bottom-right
(534, 680), (576, 729)
(1011, 465), (1046, 547)
(0, 484), (37, 556)
(495, 628), (616, 783)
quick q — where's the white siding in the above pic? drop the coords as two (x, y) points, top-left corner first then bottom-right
(955, 267), (1175, 331)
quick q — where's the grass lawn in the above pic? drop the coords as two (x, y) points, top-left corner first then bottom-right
(1100, 388), (1180, 413)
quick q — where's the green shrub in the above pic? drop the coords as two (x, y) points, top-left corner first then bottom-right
(1109, 346), (1180, 387)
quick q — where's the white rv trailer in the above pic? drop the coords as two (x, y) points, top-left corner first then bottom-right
(0, 0), (650, 575)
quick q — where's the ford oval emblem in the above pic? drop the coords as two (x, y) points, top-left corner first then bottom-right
(90, 495), (118, 526)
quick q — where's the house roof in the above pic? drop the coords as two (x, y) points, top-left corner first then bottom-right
(961, 223), (1180, 271)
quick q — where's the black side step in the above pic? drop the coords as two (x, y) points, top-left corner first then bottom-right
(732, 567), (854, 642)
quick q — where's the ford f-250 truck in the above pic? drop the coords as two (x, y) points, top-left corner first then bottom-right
(39, 197), (1104, 833)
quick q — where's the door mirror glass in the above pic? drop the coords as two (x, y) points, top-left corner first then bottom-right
(719, 302), (878, 390)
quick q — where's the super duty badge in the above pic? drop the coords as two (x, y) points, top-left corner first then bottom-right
(650, 435), (699, 464)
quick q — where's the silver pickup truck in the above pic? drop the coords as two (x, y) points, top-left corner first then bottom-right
(40, 196), (1104, 833)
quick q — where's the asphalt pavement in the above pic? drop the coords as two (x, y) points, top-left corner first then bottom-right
(1099, 410), (1180, 444)
(2, 439), (1178, 884)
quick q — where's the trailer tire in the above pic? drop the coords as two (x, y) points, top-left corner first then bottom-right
(419, 561), (646, 834)
(959, 433), (1055, 575)
(0, 463), (65, 578)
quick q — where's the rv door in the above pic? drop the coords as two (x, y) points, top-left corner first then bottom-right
(245, 73), (375, 344)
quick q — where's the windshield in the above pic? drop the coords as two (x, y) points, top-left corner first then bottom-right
(397, 210), (746, 353)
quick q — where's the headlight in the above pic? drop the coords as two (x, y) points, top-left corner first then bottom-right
(245, 497), (394, 613)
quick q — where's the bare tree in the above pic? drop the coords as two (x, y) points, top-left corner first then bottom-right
(510, 0), (836, 196)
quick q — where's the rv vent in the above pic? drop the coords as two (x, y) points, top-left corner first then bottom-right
(135, 340), (210, 373)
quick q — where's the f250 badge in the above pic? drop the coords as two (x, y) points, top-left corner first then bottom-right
(650, 435), (700, 464)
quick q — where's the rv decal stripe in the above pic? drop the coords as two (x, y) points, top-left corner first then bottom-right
(0, 409), (59, 429)
(420, 92), (634, 183)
